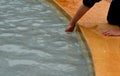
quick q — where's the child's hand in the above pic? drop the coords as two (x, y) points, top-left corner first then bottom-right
(65, 24), (75, 32)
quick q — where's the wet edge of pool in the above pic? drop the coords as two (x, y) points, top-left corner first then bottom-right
(76, 27), (95, 76)
(44, 0), (95, 76)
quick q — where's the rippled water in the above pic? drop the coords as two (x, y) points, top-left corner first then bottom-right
(0, 0), (93, 76)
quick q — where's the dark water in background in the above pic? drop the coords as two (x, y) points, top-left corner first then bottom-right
(0, 0), (93, 76)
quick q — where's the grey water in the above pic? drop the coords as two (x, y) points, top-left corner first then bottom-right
(0, 0), (93, 76)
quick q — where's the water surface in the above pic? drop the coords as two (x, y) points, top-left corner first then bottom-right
(0, 0), (92, 76)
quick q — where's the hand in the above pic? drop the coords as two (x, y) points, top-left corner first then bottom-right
(65, 24), (75, 32)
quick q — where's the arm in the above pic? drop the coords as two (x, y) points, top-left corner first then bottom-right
(65, 0), (101, 32)
(65, 4), (90, 32)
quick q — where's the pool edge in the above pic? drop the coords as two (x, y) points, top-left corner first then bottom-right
(45, 0), (95, 76)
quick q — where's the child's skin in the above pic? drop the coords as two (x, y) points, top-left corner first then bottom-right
(65, 0), (120, 36)
(65, 4), (90, 32)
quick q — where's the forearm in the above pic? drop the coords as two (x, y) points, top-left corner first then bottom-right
(69, 4), (90, 25)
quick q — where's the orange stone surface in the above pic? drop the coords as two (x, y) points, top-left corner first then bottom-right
(50, 0), (120, 76)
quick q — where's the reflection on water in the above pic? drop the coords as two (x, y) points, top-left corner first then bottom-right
(0, 0), (92, 76)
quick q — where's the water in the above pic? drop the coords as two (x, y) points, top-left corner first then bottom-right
(0, 0), (93, 76)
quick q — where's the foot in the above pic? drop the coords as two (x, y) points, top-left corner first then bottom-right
(65, 24), (75, 32)
(103, 29), (120, 36)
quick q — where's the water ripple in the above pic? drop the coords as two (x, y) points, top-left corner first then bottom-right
(0, 44), (53, 58)
(0, 0), (91, 76)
